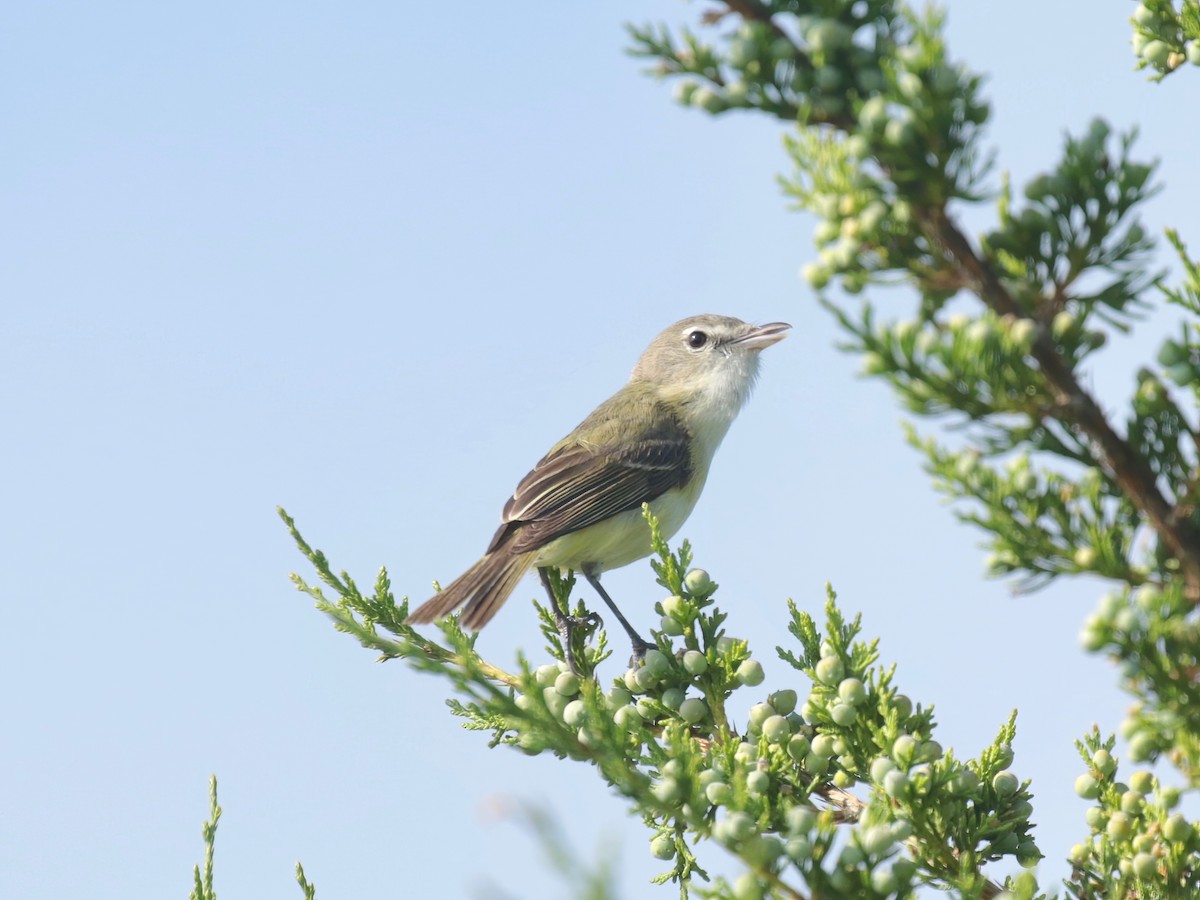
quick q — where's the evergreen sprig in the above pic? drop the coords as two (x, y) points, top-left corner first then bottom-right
(199, 5), (1200, 897)
(1130, 1), (1200, 79)
(627, 2), (1200, 896)
(279, 504), (1048, 898)
(188, 776), (221, 900)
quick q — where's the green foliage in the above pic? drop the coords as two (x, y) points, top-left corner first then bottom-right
(283, 505), (1044, 898)
(1080, 584), (1200, 782)
(983, 122), (1160, 327)
(201, 4), (1200, 898)
(1066, 728), (1199, 895)
(1161, 231), (1200, 317)
(189, 776), (222, 900)
(1130, 1), (1200, 80)
(627, 1), (1200, 897)
(295, 864), (317, 900)
(187, 776), (324, 900)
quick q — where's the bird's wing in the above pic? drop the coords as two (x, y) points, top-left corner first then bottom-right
(487, 426), (691, 556)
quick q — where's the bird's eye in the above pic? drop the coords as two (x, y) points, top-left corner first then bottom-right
(687, 330), (708, 349)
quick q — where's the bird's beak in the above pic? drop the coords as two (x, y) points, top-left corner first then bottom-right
(734, 321), (792, 352)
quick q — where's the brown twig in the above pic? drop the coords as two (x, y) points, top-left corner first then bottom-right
(920, 205), (1200, 602)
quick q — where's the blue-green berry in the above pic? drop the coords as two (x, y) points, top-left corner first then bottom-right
(1107, 812), (1132, 840)
(892, 734), (918, 765)
(614, 705), (643, 731)
(837, 677), (866, 706)
(1164, 813), (1191, 843)
(650, 834), (675, 860)
(804, 752), (830, 775)
(1132, 851), (1157, 879)
(763, 715), (791, 743)
(684, 568), (714, 594)
(861, 823), (895, 856)
(786, 806), (816, 834)
(993, 771), (1019, 797)
(1129, 770), (1154, 794)
(870, 756), (897, 784)
(785, 836), (813, 861)
(636, 698), (658, 721)
(634, 666), (658, 692)
(653, 777), (683, 806)
(660, 688), (685, 711)
(746, 770), (770, 794)
(706, 781), (732, 805)
(1143, 40), (1171, 67)
(732, 872), (764, 900)
(787, 734), (811, 761)
(562, 699), (586, 727)
(1128, 730), (1157, 761)
(871, 868), (899, 895)
(883, 770), (909, 797)
(951, 769), (979, 796)
(737, 659), (765, 686)
(554, 671), (580, 697)
(1121, 790), (1144, 813)
(1074, 773), (1100, 799)
(642, 649), (669, 674)
(543, 687), (568, 717)
(726, 811), (756, 842)
(748, 702), (773, 730)
(605, 684), (632, 709)
(830, 702), (857, 726)
(769, 689), (798, 715)
(1091, 748), (1115, 774)
(811, 734), (836, 759)
(661, 595), (685, 618)
(679, 697), (708, 724)
(814, 656), (844, 685)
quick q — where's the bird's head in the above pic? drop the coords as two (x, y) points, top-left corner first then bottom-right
(631, 314), (791, 424)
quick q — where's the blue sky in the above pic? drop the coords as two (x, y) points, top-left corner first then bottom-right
(4, 2), (1198, 898)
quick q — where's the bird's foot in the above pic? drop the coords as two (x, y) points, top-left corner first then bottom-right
(557, 611), (603, 676)
(627, 634), (656, 669)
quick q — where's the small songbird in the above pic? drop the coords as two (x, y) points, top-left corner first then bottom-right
(407, 314), (790, 667)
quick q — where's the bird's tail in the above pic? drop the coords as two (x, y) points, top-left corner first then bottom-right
(407, 550), (536, 630)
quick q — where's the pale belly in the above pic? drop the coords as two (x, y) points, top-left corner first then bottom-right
(532, 482), (700, 574)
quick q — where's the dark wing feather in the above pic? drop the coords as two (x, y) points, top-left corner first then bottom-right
(487, 407), (691, 555)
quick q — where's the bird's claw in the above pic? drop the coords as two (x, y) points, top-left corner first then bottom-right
(627, 635), (656, 668)
(557, 611), (603, 676)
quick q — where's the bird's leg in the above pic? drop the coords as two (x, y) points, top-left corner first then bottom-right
(582, 570), (655, 665)
(538, 567), (601, 675)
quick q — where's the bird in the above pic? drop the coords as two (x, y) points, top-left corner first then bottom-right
(407, 314), (790, 669)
